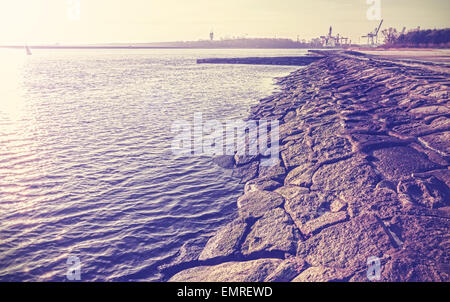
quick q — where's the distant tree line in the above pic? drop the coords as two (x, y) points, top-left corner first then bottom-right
(382, 28), (450, 48)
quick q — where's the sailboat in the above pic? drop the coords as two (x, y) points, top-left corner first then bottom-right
(25, 45), (32, 55)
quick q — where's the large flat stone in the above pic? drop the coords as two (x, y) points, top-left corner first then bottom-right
(258, 162), (287, 181)
(280, 141), (313, 169)
(244, 178), (282, 194)
(284, 162), (317, 187)
(311, 135), (352, 162)
(168, 258), (283, 282)
(199, 219), (247, 261)
(300, 211), (348, 235)
(297, 214), (395, 270)
(419, 131), (450, 156)
(264, 258), (307, 282)
(347, 188), (402, 219)
(232, 161), (259, 184)
(311, 156), (380, 201)
(292, 266), (353, 282)
(386, 214), (450, 262)
(372, 146), (441, 180)
(283, 191), (329, 230)
(237, 190), (284, 220)
(241, 208), (301, 255)
(397, 176), (449, 209)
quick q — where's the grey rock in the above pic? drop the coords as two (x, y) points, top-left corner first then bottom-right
(258, 163), (287, 181)
(158, 237), (207, 274)
(241, 208), (301, 255)
(419, 131), (450, 157)
(199, 219), (247, 261)
(397, 176), (449, 209)
(212, 155), (235, 169)
(234, 154), (258, 166)
(284, 190), (329, 230)
(244, 178), (282, 194)
(265, 258), (307, 282)
(169, 258), (283, 282)
(300, 211), (348, 235)
(237, 190), (284, 220)
(372, 146), (441, 181)
(297, 214), (395, 271)
(284, 162), (317, 187)
(292, 266), (353, 282)
(232, 161), (259, 184)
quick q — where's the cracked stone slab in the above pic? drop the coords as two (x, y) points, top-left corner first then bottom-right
(347, 188), (403, 219)
(292, 266), (354, 282)
(168, 258), (283, 282)
(241, 208), (301, 256)
(311, 156), (380, 197)
(386, 214), (450, 263)
(350, 249), (449, 282)
(397, 176), (450, 209)
(283, 191), (329, 230)
(264, 258), (307, 282)
(258, 162), (287, 181)
(280, 141), (313, 169)
(372, 146), (441, 181)
(297, 214), (395, 271)
(284, 162), (317, 187)
(237, 190), (284, 220)
(244, 178), (282, 194)
(419, 131), (450, 156)
(199, 219), (248, 261)
(232, 161), (259, 184)
(300, 211), (348, 235)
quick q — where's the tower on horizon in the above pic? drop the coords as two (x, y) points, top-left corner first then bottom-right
(210, 31), (214, 41)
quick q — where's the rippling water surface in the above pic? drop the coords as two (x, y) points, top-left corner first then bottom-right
(0, 48), (303, 281)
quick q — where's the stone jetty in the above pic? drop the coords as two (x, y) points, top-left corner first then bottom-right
(162, 51), (449, 282)
(197, 56), (323, 66)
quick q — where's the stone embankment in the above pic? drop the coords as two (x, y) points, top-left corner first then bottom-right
(162, 51), (449, 282)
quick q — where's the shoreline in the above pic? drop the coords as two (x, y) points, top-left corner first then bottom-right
(161, 51), (449, 282)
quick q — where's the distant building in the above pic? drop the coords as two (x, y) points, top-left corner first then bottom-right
(210, 31), (214, 41)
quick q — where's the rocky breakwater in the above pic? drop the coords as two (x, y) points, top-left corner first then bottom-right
(197, 56), (323, 66)
(161, 52), (450, 282)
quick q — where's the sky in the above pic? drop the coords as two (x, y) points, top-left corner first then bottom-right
(0, 0), (449, 44)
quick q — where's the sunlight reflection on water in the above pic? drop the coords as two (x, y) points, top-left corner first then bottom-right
(0, 48), (304, 281)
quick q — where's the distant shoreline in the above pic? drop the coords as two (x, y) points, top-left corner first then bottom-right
(0, 45), (317, 50)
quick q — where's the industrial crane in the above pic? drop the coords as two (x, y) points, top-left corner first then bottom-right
(362, 19), (384, 45)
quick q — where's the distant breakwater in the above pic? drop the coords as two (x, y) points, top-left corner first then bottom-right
(197, 56), (323, 66)
(161, 51), (450, 282)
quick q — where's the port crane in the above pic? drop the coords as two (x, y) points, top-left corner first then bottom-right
(320, 26), (350, 47)
(362, 19), (384, 45)
(320, 26), (335, 47)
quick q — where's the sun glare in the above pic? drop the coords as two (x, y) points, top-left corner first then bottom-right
(0, 49), (27, 120)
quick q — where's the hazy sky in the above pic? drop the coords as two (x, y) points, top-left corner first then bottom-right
(0, 0), (449, 44)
